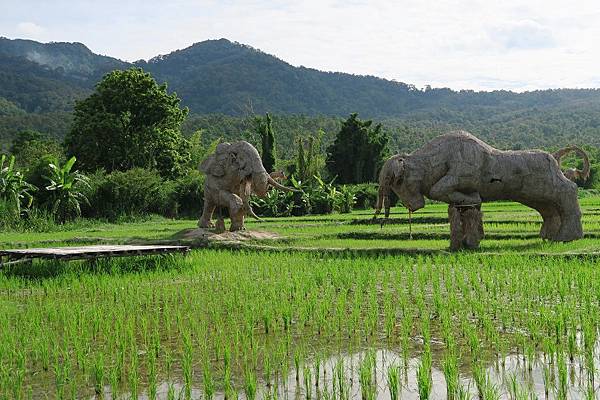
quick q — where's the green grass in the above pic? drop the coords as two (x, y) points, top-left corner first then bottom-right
(2, 198), (600, 398)
(4, 198), (600, 255)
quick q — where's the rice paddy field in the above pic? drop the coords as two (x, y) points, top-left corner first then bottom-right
(2, 198), (600, 399)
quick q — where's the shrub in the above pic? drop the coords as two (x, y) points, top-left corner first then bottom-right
(0, 198), (21, 229)
(170, 170), (205, 218)
(25, 154), (60, 207)
(92, 168), (169, 220)
(347, 183), (399, 210)
(80, 169), (108, 218)
(0, 198), (57, 232)
(348, 183), (377, 209)
(251, 189), (295, 217)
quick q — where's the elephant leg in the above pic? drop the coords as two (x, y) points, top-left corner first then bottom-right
(448, 205), (464, 251)
(538, 206), (561, 240)
(430, 175), (482, 206)
(198, 200), (216, 228)
(217, 190), (245, 231)
(461, 206), (484, 249)
(448, 204), (484, 251)
(555, 186), (583, 242)
(214, 216), (226, 234)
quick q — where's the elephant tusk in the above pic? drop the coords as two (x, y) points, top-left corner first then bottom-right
(247, 205), (263, 222)
(242, 194), (263, 222)
(267, 176), (300, 192)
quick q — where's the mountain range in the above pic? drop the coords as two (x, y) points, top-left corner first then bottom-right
(2, 36), (600, 152)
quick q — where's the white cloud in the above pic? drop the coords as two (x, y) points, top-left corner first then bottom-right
(489, 20), (556, 50)
(15, 22), (45, 38)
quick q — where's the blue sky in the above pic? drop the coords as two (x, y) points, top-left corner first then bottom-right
(2, 0), (600, 91)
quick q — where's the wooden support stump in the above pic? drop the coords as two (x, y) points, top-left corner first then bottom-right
(448, 204), (484, 251)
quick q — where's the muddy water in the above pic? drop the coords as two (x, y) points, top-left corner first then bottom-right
(105, 348), (596, 400)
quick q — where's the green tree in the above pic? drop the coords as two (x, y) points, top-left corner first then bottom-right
(65, 68), (189, 178)
(10, 130), (64, 168)
(326, 113), (389, 184)
(254, 113), (276, 172)
(295, 132), (326, 182)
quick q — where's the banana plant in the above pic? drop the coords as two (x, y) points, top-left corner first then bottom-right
(43, 156), (91, 222)
(0, 154), (36, 215)
(335, 185), (356, 213)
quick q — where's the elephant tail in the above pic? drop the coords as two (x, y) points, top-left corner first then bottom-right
(553, 145), (590, 181)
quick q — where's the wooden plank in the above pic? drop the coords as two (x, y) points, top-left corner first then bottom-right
(0, 245), (190, 265)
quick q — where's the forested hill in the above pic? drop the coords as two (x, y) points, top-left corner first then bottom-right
(3, 36), (600, 151)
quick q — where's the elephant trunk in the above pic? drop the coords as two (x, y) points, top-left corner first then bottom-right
(373, 177), (391, 221)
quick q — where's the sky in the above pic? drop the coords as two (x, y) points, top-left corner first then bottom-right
(2, 0), (600, 91)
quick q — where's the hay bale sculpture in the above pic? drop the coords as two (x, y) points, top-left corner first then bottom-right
(375, 131), (584, 250)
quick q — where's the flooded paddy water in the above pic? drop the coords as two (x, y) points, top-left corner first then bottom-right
(100, 345), (599, 399)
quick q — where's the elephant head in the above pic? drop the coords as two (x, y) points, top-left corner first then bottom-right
(200, 140), (297, 200)
(374, 154), (425, 221)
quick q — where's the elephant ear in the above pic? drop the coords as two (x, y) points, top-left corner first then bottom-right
(199, 155), (225, 177)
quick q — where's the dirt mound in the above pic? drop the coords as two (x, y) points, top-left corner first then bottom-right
(174, 228), (282, 243)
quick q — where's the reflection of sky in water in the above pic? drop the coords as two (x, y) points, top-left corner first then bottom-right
(106, 347), (597, 400)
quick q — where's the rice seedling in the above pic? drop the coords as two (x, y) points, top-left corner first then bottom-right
(386, 364), (401, 400)
(333, 358), (349, 400)
(556, 351), (568, 400)
(584, 383), (596, 400)
(92, 352), (105, 395)
(417, 347), (432, 400)
(109, 367), (119, 400)
(456, 384), (473, 400)
(244, 366), (257, 400)
(128, 348), (139, 400)
(147, 349), (158, 400)
(167, 384), (176, 400)
(542, 364), (552, 399)
(182, 331), (193, 399)
(294, 348), (303, 383)
(203, 359), (215, 400)
(442, 351), (459, 400)
(359, 351), (376, 400)
(314, 354), (321, 388)
(303, 364), (312, 400)
(53, 349), (68, 399)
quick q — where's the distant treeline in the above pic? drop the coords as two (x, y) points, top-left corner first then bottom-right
(4, 105), (600, 157)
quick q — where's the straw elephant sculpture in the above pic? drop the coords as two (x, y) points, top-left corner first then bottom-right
(199, 141), (296, 232)
(375, 131), (583, 243)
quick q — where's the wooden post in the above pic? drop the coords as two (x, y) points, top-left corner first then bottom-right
(448, 204), (484, 251)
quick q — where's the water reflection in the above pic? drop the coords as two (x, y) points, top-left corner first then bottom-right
(107, 347), (596, 399)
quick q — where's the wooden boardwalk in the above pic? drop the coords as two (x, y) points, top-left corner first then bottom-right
(0, 245), (190, 267)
